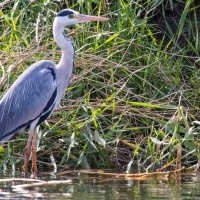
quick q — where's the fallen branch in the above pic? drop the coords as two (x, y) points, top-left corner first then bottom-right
(12, 179), (72, 188)
(0, 178), (45, 183)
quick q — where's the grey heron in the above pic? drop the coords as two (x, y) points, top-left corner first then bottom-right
(0, 9), (108, 175)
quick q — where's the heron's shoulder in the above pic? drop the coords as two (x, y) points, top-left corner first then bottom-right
(29, 60), (56, 71)
(20, 60), (57, 78)
(11, 60), (57, 88)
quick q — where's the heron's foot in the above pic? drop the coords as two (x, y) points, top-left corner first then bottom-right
(24, 149), (31, 174)
(32, 150), (38, 175)
(31, 128), (38, 176)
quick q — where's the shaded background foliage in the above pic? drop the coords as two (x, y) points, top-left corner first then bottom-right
(0, 0), (200, 173)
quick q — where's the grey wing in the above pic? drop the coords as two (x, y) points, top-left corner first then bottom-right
(0, 60), (57, 143)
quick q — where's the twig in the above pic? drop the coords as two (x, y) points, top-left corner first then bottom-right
(0, 0), (14, 8)
(0, 178), (45, 183)
(12, 179), (72, 188)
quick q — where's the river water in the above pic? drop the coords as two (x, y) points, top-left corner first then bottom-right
(0, 171), (200, 199)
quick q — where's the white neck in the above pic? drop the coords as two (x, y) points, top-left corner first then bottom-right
(53, 18), (75, 101)
(53, 18), (75, 53)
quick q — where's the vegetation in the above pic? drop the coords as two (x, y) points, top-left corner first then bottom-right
(0, 0), (200, 173)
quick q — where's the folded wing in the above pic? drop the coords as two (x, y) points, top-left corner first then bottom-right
(0, 60), (57, 143)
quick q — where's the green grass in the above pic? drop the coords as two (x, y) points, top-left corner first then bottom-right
(0, 0), (200, 173)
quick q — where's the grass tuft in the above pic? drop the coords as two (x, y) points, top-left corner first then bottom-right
(0, 0), (200, 173)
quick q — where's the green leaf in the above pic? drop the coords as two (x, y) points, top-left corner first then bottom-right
(104, 33), (119, 43)
(129, 102), (177, 109)
(0, 146), (4, 153)
(155, 119), (187, 134)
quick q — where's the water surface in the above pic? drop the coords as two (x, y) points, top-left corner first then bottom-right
(0, 171), (200, 199)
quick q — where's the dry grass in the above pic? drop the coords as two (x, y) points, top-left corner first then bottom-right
(0, 0), (200, 173)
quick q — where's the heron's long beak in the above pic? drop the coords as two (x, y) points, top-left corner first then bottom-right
(74, 14), (108, 22)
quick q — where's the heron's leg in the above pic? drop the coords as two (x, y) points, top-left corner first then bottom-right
(32, 128), (38, 175)
(24, 130), (34, 174)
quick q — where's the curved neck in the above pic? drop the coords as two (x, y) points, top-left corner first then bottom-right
(53, 18), (75, 92)
(53, 19), (67, 50)
(53, 18), (75, 67)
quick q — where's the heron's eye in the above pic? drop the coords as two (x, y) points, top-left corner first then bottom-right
(68, 14), (74, 19)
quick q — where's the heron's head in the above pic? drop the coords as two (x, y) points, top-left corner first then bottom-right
(55, 9), (108, 27)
